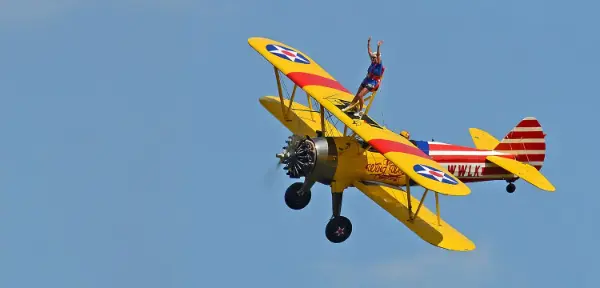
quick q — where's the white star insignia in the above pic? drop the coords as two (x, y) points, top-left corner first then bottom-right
(416, 165), (457, 184)
(269, 45), (309, 63)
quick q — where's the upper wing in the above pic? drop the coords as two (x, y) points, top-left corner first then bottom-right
(248, 37), (354, 103)
(249, 37), (470, 196)
(354, 181), (475, 251)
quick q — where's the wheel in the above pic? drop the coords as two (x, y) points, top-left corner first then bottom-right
(285, 182), (311, 210)
(325, 216), (352, 243)
(506, 183), (516, 193)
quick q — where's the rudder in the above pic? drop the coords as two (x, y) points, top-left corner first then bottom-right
(493, 117), (546, 170)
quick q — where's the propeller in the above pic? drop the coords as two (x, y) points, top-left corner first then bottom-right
(263, 159), (282, 189)
(265, 134), (317, 188)
(277, 135), (315, 178)
(264, 135), (301, 188)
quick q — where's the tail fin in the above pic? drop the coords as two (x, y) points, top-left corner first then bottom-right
(493, 117), (546, 170)
(469, 128), (500, 150)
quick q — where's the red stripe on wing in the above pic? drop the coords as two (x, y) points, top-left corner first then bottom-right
(287, 72), (351, 94)
(369, 139), (431, 159)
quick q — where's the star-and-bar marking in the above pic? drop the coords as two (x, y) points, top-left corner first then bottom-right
(413, 164), (458, 185)
(266, 44), (310, 64)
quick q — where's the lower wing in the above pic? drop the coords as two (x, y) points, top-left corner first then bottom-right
(354, 181), (475, 251)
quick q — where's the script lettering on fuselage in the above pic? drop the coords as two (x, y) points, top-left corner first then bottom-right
(446, 164), (483, 177)
(366, 159), (404, 181)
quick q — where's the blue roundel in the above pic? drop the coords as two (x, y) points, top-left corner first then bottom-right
(266, 44), (310, 64)
(413, 164), (458, 185)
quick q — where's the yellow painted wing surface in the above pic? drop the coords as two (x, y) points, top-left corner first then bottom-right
(486, 156), (556, 192)
(259, 95), (342, 137)
(469, 128), (500, 150)
(249, 36), (470, 196)
(354, 181), (475, 251)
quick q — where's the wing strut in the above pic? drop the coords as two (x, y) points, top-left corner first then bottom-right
(285, 84), (297, 119)
(274, 66), (333, 137)
(274, 67), (286, 119)
(307, 91), (314, 121)
(320, 105), (325, 135)
(435, 192), (441, 226)
(406, 175), (413, 219)
(406, 174), (441, 226)
(413, 189), (428, 219)
(274, 67), (301, 122)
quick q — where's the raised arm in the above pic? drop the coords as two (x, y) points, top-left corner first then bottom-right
(375, 40), (383, 63)
(367, 36), (372, 58)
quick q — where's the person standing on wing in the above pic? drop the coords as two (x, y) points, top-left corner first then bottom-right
(344, 37), (385, 117)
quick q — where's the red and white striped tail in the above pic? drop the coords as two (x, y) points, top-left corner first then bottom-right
(493, 117), (546, 170)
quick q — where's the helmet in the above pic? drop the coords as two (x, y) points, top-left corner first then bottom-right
(400, 130), (410, 139)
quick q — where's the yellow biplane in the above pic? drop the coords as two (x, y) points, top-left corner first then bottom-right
(249, 37), (476, 251)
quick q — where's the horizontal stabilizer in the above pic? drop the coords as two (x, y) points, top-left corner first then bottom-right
(469, 128), (499, 150)
(486, 156), (555, 192)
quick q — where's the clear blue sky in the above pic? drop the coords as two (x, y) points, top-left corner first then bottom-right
(0, 0), (597, 287)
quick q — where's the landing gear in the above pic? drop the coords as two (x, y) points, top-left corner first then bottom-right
(506, 182), (516, 193)
(326, 216), (352, 243)
(284, 182), (312, 210)
(275, 134), (349, 243)
(325, 191), (352, 243)
(278, 135), (318, 210)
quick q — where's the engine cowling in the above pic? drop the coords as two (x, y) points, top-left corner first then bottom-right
(276, 135), (338, 185)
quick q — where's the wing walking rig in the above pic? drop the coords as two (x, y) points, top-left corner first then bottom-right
(249, 37), (555, 251)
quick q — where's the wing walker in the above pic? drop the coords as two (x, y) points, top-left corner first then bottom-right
(249, 37), (556, 251)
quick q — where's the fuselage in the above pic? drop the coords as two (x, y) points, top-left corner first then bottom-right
(279, 135), (542, 191)
(359, 140), (527, 187)
(412, 140), (519, 183)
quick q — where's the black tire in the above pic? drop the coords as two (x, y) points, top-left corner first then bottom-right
(285, 182), (311, 210)
(325, 216), (352, 243)
(506, 183), (516, 193)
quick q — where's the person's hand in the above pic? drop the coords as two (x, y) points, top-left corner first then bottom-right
(377, 40), (383, 46)
(368, 36), (371, 43)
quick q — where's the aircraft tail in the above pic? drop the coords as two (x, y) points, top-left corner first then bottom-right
(493, 117), (546, 170)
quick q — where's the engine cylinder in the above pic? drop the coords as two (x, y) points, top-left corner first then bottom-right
(277, 135), (338, 184)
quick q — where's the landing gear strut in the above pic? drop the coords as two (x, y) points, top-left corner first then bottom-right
(506, 182), (516, 193)
(325, 191), (352, 243)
